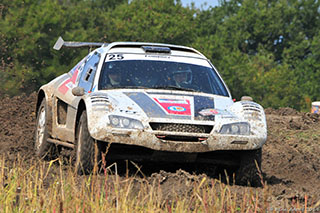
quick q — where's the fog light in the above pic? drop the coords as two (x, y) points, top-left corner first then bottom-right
(219, 122), (250, 135)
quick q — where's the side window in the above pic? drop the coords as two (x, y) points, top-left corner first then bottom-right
(78, 52), (100, 92)
(208, 69), (229, 96)
(68, 55), (88, 76)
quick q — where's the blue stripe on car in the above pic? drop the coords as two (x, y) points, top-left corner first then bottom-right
(125, 92), (190, 119)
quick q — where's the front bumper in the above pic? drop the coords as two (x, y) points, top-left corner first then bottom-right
(90, 127), (267, 153)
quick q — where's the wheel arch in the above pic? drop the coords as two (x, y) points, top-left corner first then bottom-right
(36, 89), (54, 135)
(36, 90), (46, 114)
(75, 99), (87, 138)
(36, 87), (56, 144)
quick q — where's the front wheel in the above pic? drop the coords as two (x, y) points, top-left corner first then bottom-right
(34, 99), (56, 159)
(75, 110), (103, 174)
(236, 148), (262, 187)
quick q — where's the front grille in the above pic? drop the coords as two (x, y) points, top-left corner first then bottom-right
(149, 123), (213, 134)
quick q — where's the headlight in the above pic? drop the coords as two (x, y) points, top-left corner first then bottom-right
(108, 115), (144, 130)
(219, 122), (250, 135)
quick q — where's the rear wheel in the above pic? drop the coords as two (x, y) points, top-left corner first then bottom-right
(34, 99), (56, 159)
(236, 148), (262, 187)
(75, 110), (102, 174)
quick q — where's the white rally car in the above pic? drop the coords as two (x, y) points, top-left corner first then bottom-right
(35, 37), (267, 185)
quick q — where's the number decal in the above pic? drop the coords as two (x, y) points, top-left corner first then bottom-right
(107, 54), (124, 60)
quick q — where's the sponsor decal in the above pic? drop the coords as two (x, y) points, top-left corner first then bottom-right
(125, 92), (191, 119)
(153, 97), (191, 115)
(199, 108), (218, 116)
(58, 58), (87, 95)
(168, 106), (186, 112)
(58, 69), (79, 95)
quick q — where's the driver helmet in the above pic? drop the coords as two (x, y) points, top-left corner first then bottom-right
(169, 66), (192, 85)
(107, 62), (122, 85)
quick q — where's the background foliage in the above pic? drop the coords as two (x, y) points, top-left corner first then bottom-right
(1, 0), (320, 110)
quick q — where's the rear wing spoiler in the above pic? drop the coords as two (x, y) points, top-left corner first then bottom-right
(53, 36), (108, 50)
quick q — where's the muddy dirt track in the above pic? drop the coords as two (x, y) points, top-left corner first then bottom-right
(1, 93), (320, 206)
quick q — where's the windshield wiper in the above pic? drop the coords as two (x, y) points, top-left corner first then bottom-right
(153, 86), (198, 92)
(121, 86), (151, 89)
(102, 85), (198, 92)
(102, 86), (150, 90)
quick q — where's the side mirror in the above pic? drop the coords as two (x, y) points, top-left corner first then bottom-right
(72, 87), (85, 96)
(241, 96), (253, 101)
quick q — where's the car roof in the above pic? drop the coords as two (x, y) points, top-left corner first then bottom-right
(99, 42), (207, 59)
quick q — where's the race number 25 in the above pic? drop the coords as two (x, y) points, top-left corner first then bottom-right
(107, 54), (124, 60)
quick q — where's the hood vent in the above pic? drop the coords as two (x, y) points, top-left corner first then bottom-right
(241, 101), (263, 120)
(91, 96), (110, 109)
(91, 96), (110, 103)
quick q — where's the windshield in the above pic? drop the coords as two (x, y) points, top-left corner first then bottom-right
(98, 60), (229, 96)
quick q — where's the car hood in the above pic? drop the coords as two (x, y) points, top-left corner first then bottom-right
(91, 89), (234, 121)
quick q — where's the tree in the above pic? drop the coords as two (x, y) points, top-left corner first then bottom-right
(1, 0), (320, 110)
(0, 0), (127, 95)
(98, 0), (197, 45)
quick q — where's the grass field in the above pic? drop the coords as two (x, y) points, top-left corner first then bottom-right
(1, 155), (318, 212)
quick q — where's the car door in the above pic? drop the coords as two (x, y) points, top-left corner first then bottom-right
(52, 52), (100, 142)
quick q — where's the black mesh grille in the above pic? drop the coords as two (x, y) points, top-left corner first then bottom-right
(149, 123), (213, 134)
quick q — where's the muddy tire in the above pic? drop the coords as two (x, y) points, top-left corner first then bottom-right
(75, 110), (102, 175)
(236, 148), (262, 187)
(34, 99), (56, 159)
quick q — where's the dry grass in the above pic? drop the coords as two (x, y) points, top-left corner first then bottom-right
(0, 155), (318, 212)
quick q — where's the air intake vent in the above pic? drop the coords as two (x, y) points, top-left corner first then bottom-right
(142, 46), (171, 53)
(241, 102), (261, 111)
(91, 96), (110, 104)
(91, 96), (110, 109)
(241, 102), (263, 120)
(156, 135), (205, 142)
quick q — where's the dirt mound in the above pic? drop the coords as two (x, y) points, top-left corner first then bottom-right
(0, 93), (36, 163)
(1, 93), (320, 206)
(264, 113), (320, 200)
(265, 107), (302, 116)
